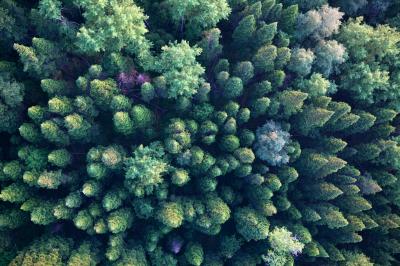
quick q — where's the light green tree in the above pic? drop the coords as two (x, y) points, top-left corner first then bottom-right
(165, 0), (230, 38)
(155, 41), (205, 99)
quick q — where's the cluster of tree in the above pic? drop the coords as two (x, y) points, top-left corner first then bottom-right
(0, 0), (399, 265)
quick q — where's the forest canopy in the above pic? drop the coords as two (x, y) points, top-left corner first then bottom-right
(0, 0), (400, 265)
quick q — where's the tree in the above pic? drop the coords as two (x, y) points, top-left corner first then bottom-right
(296, 73), (330, 97)
(155, 41), (205, 99)
(113, 112), (134, 135)
(333, 0), (368, 16)
(40, 120), (70, 146)
(157, 202), (184, 228)
(280, 5), (299, 33)
(287, 48), (315, 76)
(48, 149), (71, 168)
(293, 105), (334, 136)
(171, 168), (190, 186)
(113, 246), (148, 266)
(0, 75), (24, 133)
(67, 242), (100, 266)
(14, 37), (63, 78)
(263, 227), (304, 266)
(165, 0), (231, 38)
(304, 182), (343, 201)
(38, 0), (62, 21)
(0, 0), (27, 53)
(233, 61), (254, 84)
(337, 18), (400, 106)
(252, 45), (277, 73)
(88, 79), (119, 108)
(124, 142), (169, 197)
(253, 121), (292, 166)
(107, 208), (133, 233)
(254, 22), (277, 47)
(184, 242), (204, 266)
(222, 77), (243, 99)
(9, 236), (72, 266)
(275, 90), (308, 118)
(339, 62), (390, 104)
(197, 28), (223, 65)
(0, 183), (30, 203)
(314, 203), (349, 229)
(341, 250), (373, 266)
(234, 207), (270, 241)
(219, 235), (242, 259)
(74, 0), (150, 59)
(283, 0), (327, 11)
(295, 149), (346, 179)
(64, 114), (92, 140)
(219, 135), (240, 152)
(232, 15), (256, 45)
(295, 5), (344, 40)
(314, 40), (347, 77)
(41, 79), (69, 96)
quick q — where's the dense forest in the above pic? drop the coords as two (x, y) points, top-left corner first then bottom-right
(0, 0), (400, 265)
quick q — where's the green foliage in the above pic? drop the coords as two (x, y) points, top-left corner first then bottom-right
(222, 77), (243, 99)
(184, 242), (204, 266)
(131, 105), (154, 129)
(288, 48), (315, 76)
(155, 41), (205, 99)
(337, 17), (400, 107)
(157, 202), (184, 228)
(254, 121), (292, 166)
(41, 79), (69, 96)
(314, 40), (347, 76)
(89, 79), (119, 108)
(297, 73), (330, 97)
(165, 0), (231, 38)
(124, 142), (169, 197)
(341, 250), (373, 266)
(9, 235), (72, 266)
(0, 183), (29, 203)
(107, 208), (133, 233)
(67, 242), (99, 266)
(295, 4), (344, 41)
(74, 0), (150, 58)
(0, 72), (24, 133)
(65, 121), (91, 144)
(1, 1), (400, 265)
(113, 245), (148, 265)
(294, 105), (334, 136)
(114, 111), (134, 135)
(0, 1), (27, 51)
(263, 227), (304, 266)
(219, 235), (242, 258)
(233, 15), (256, 45)
(171, 168), (190, 186)
(219, 135), (240, 152)
(41, 120), (70, 146)
(0, 209), (28, 230)
(234, 207), (270, 241)
(254, 22), (277, 48)
(252, 44), (277, 73)
(38, 0), (62, 21)
(14, 37), (62, 78)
